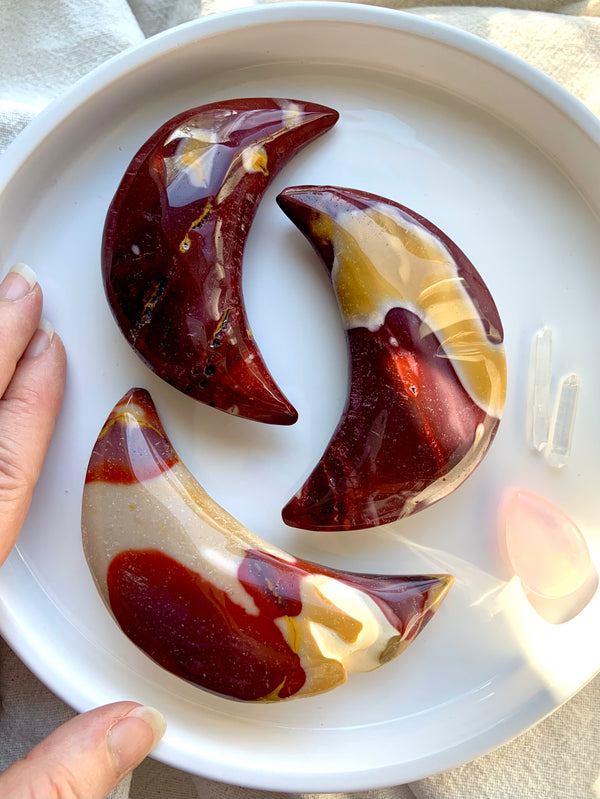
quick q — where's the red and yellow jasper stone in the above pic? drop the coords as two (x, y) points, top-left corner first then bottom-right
(102, 99), (339, 425)
(82, 389), (453, 702)
(277, 186), (507, 531)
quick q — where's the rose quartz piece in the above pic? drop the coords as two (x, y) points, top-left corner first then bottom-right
(505, 490), (593, 598)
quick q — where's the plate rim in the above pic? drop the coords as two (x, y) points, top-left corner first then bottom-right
(2, 1), (600, 188)
(0, 2), (599, 791)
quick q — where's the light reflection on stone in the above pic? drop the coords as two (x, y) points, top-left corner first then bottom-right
(504, 489), (597, 623)
(102, 99), (339, 425)
(277, 186), (507, 531)
(82, 388), (453, 702)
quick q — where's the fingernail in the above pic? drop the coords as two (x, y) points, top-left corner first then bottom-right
(107, 706), (166, 776)
(23, 318), (54, 358)
(0, 263), (37, 301)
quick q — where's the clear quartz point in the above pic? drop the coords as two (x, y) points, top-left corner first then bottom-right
(527, 327), (553, 451)
(545, 373), (580, 468)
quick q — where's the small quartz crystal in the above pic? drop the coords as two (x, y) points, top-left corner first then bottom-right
(545, 373), (580, 469)
(527, 326), (552, 451)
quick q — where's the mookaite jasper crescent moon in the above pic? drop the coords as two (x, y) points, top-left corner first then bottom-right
(102, 99), (339, 425)
(81, 388), (453, 702)
(278, 186), (507, 531)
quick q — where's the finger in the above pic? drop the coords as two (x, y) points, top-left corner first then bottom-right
(0, 264), (43, 397)
(0, 320), (67, 563)
(0, 701), (166, 799)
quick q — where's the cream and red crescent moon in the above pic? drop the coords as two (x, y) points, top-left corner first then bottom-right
(102, 99), (338, 425)
(82, 389), (453, 702)
(277, 186), (507, 531)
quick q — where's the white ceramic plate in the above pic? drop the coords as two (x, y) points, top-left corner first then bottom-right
(0, 3), (599, 791)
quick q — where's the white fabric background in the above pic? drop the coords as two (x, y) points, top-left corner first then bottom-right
(0, 1), (599, 797)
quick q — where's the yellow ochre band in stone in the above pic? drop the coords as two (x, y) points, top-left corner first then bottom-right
(313, 205), (507, 418)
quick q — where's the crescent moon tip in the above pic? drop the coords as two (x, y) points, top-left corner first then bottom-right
(281, 495), (310, 529)
(433, 573), (455, 599)
(281, 493), (366, 532)
(277, 184), (320, 211)
(263, 403), (299, 426)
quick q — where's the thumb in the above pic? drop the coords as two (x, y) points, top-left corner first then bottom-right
(0, 701), (166, 799)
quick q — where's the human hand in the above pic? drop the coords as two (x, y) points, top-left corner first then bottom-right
(0, 264), (166, 798)
(0, 263), (66, 562)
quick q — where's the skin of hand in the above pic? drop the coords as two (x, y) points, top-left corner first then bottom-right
(0, 263), (167, 799)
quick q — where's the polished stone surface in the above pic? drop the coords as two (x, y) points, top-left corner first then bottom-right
(505, 489), (593, 600)
(102, 99), (339, 425)
(278, 186), (507, 531)
(82, 388), (453, 702)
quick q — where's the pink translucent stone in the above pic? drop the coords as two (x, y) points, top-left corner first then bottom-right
(504, 490), (593, 598)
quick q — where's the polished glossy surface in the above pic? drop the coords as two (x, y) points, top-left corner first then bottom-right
(4, 5), (600, 787)
(82, 388), (453, 701)
(545, 373), (580, 468)
(102, 99), (339, 425)
(505, 490), (594, 599)
(527, 327), (553, 451)
(278, 186), (507, 531)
